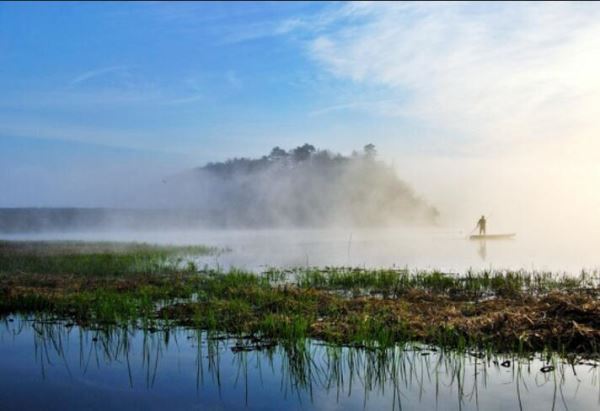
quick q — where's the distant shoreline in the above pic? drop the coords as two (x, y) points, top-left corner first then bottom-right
(0, 207), (437, 233)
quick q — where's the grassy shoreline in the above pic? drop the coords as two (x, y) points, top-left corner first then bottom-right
(1, 241), (598, 356)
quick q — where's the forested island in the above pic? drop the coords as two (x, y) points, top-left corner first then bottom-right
(175, 143), (439, 227)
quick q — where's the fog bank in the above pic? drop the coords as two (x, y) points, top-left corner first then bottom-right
(156, 144), (438, 228)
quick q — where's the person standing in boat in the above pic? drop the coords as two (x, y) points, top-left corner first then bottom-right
(476, 215), (487, 235)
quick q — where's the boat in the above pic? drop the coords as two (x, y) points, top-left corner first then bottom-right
(469, 233), (516, 240)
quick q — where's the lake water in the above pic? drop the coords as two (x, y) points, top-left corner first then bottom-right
(3, 227), (599, 274)
(2, 229), (599, 410)
(1, 317), (598, 411)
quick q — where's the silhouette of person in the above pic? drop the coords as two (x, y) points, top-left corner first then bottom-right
(477, 215), (487, 235)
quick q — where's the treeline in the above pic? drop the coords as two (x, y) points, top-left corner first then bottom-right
(202, 144), (378, 177)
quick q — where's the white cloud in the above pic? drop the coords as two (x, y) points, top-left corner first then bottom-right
(291, 2), (600, 231)
(304, 2), (600, 156)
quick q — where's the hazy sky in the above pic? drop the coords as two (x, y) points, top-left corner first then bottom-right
(1, 2), (600, 229)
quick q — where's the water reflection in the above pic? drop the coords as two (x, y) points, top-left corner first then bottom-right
(1, 317), (598, 411)
(477, 239), (487, 261)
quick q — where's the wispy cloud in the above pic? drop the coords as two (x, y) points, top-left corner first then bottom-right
(163, 93), (205, 105)
(309, 98), (406, 117)
(0, 117), (166, 152)
(70, 66), (130, 86)
(1, 86), (208, 110)
(143, 2), (321, 46)
(300, 2), (600, 155)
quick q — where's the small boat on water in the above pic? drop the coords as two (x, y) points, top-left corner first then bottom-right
(469, 233), (516, 240)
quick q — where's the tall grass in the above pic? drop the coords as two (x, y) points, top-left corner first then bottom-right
(293, 267), (599, 298)
(0, 240), (218, 276)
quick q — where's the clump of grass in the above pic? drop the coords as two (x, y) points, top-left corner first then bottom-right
(0, 240), (217, 254)
(293, 267), (599, 299)
(0, 240), (219, 276)
(157, 270), (599, 354)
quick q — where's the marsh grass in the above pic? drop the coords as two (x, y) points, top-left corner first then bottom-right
(0, 240), (218, 276)
(0, 241), (598, 355)
(293, 267), (599, 299)
(158, 269), (600, 354)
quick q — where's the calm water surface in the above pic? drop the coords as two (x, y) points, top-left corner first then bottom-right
(0, 317), (598, 411)
(4, 228), (600, 274)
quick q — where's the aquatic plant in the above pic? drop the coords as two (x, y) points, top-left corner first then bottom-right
(1, 242), (598, 355)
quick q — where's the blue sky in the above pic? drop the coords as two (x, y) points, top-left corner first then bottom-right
(0, 2), (410, 161)
(1, 2), (600, 212)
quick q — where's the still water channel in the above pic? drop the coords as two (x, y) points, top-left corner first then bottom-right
(1, 316), (598, 411)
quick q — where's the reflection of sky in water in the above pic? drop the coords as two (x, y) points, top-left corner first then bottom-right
(4, 228), (600, 274)
(0, 318), (598, 411)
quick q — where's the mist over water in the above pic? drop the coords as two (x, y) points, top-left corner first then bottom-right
(4, 226), (598, 274)
(147, 144), (439, 227)
(1, 144), (599, 275)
